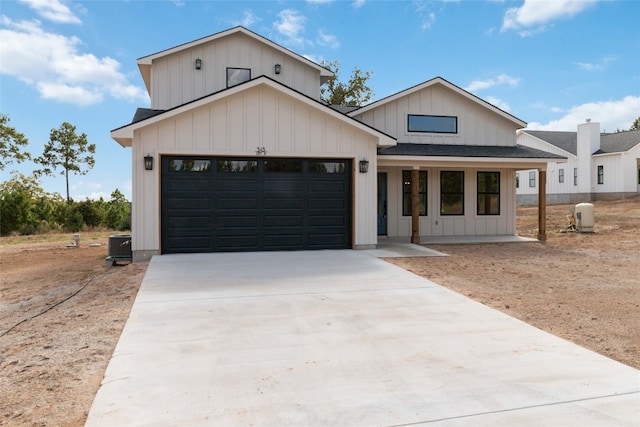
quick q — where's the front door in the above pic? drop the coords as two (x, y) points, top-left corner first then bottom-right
(377, 172), (387, 235)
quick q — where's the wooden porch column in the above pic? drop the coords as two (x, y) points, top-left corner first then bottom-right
(537, 169), (547, 241)
(411, 169), (420, 244)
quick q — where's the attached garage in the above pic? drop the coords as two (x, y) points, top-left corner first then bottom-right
(161, 156), (352, 253)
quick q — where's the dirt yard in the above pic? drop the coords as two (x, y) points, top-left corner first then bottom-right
(1, 198), (639, 426)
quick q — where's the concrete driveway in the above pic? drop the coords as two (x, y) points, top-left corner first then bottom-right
(86, 250), (639, 426)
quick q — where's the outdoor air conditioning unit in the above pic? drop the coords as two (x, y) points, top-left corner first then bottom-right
(106, 234), (132, 265)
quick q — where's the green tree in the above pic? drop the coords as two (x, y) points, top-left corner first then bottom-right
(34, 122), (96, 204)
(0, 172), (45, 235)
(630, 117), (640, 131)
(320, 60), (374, 106)
(0, 113), (31, 171)
(104, 189), (131, 230)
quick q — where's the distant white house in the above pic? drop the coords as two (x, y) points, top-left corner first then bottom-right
(516, 120), (640, 205)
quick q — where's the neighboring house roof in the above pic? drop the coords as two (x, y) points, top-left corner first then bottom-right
(378, 143), (566, 160)
(111, 76), (396, 148)
(598, 129), (640, 154)
(521, 129), (640, 155)
(520, 130), (577, 155)
(136, 26), (334, 94)
(349, 76), (527, 129)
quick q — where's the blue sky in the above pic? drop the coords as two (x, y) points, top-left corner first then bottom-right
(1, 0), (639, 201)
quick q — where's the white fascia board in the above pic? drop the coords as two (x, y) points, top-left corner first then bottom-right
(136, 27), (333, 92)
(111, 77), (394, 148)
(377, 155), (565, 169)
(351, 77), (527, 129)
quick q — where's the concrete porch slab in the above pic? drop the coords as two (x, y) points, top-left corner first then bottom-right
(86, 250), (639, 426)
(422, 235), (539, 244)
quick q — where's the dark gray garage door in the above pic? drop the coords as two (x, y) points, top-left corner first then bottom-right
(161, 156), (352, 253)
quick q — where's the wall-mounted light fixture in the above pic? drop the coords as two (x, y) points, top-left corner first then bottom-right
(274, 64), (281, 75)
(195, 58), (202, 70)
(359, 159), (369, 173)
(144, 154), (153, 171)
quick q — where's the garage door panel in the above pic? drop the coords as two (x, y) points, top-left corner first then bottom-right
(263, 235), (304, 249)
(308, 234), (347, 247)
(162, 156), (351, 253)
(166, 236), (211, 251)
(217, 215), (258, 227)
(308, 180), (347, 193)
(264, 215), (303, 227)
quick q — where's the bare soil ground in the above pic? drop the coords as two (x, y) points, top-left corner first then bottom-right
(1, 198), (639, 426)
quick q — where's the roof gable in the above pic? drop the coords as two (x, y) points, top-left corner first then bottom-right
(111, 76), (395, 148)
(349, 76), (526, 128)
(136, 26), (334, 94)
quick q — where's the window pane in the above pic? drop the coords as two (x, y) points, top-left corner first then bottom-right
(227, 68), (251, 88)
(402, 170), (427, 216)
(441, 194), (463, 215)
(217, 160), (257, 172)
(408, 115), (457, 133)
(169, 159), (211, 172)
(440, 171), (464, 215)
(309, 161), (346, 173)
(265, 159), (302, 172)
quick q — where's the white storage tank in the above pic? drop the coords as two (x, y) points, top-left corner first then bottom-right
(574, 203), (595, 232)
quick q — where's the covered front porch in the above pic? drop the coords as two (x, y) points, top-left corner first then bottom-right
(375, 145), (565, 244)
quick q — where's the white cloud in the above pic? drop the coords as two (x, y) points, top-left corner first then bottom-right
(273, 9), (308, 47)
(465, 74), (520, 92)
(576, 56), (616, 71)
(421, 12), (436, 30)
(527, 96), (640, 132)
(317, 30), (339, 49)
(19, 0), (81, 24)
(352, 0), (365, 8)
(485, 96), (511, 112)
(502, 0), (598, 35)
(307, 0), (333, 4)
(0, 17), (148, 106)
(234, 10), (260, 27)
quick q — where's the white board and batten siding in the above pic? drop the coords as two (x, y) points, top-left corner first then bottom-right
(352, 84), (520, 147)
(131, 84), (380, 255)
(380, 167), (517, 239)
(151, 32), (322, 110)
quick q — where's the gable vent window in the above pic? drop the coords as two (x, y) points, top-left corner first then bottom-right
(408, 114), (457, 134)
(227, 67), (251, 88)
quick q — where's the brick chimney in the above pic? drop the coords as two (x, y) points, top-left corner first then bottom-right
(576, 119), (600, 195)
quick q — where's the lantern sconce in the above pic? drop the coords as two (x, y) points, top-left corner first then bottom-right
(195, 58), (202, 70)
(144, 154), (153, 171)
(274, 63), (281, 75)
(359, 159), (369, 173)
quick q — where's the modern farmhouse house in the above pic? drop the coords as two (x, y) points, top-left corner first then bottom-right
(111, 26), (563, 261)
(516, 121), (640, 205)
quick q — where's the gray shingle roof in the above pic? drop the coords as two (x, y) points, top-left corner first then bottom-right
(522, 129), (640, 155)
(521, 131), (577, 155)
(378, 143), (566, 159)
(599, 129), (640, 154)
(132, 108), (165, 124)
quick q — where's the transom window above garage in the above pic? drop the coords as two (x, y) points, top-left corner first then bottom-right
(408, 114), (457, 134)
